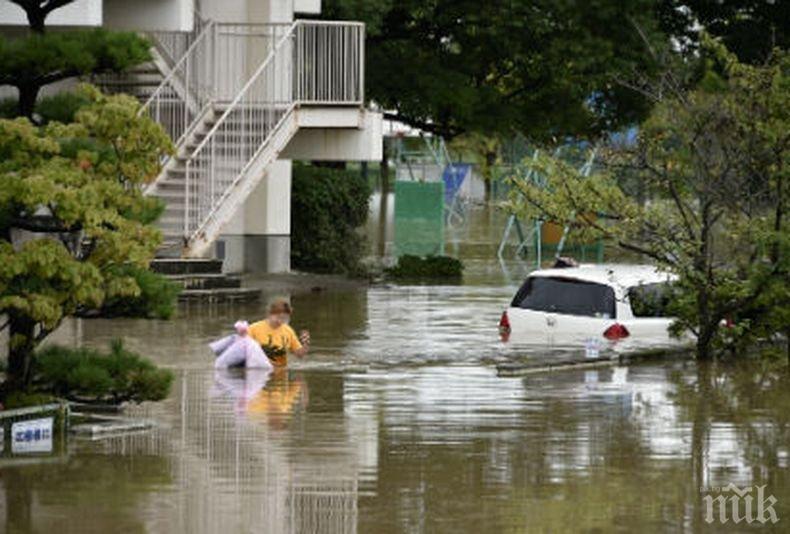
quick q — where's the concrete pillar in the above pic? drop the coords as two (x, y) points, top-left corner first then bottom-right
(218, 160), (292, 274)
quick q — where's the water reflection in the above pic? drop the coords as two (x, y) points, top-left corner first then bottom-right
(3, 201), (789, 532)
(1, 360), (789, 532)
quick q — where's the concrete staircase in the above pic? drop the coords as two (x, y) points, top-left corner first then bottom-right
(150, 258), (260, 302)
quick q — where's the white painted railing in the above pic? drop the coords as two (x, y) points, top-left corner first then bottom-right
(149, 12), (210, 68)
(142, 22), (296, 157)
(294, 21), (365, 104)
(183, 21), (364, 248)
(142, 20), (216, 150)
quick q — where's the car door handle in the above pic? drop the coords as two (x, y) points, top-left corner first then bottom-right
(546, 315), (557, 327)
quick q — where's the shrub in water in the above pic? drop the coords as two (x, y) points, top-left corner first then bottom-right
(386, 255), (464, 280)
(291, 163), (371, 274)
(35, 340), (174, 404)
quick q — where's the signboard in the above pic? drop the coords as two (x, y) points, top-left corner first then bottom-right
(11, 417), (54, 454)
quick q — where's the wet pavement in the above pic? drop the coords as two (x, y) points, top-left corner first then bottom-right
(2, 202), (789, 533)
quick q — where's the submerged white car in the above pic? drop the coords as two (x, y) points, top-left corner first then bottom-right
(500, 264), (686, 349)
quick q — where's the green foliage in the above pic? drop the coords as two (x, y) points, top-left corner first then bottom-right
(386, 255), (464, 281)
(321, 0), (670, 139)
(35, 91), (92, 124)
(658, 0), (789, 65)
(291, 163), (371, 274)
(0, 98), (17, 119)
(322, 1), (788, 140)
(504, 40), (789, 360)
(0, 29), (150, 117)
(35, 340), (174, 404)
(0, 85), (174, 390)
(1, 92), (92, 124)
(99, 264), (181, 319)
(3, 391), (55, 409)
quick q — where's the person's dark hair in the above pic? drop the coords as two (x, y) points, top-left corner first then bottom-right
(269, 299), (292, 315)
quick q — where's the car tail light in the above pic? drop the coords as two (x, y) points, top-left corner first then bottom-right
(603, 323), (630, 340)
(499, 311), (511, 333)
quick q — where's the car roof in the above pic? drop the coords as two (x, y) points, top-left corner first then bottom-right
(527, 264), (675, 289)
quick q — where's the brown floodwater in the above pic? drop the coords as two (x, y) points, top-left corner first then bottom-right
(1, 201), (789, 533)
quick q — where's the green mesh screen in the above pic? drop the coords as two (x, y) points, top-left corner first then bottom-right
(394, 181), (445, 256)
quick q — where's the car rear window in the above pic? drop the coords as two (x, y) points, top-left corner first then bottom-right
(511, 276), (616, 318)
(628, 283), (674, 318)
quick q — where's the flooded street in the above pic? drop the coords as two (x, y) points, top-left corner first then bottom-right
(2, 203), (789, 532)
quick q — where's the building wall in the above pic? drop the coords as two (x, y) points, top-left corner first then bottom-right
(0, 0), (193, 31)
(0, 0), (102, 27)
(220, 160), (292, 273)
(104, 0), (193, 32)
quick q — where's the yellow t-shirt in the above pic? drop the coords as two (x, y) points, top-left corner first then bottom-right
(249, 320), (302, 367)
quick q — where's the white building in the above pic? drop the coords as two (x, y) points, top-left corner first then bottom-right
(0, 0), (383, 273)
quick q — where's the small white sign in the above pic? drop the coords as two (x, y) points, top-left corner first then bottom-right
(584, 338), (601, 359)
(11, 417), (54, 454)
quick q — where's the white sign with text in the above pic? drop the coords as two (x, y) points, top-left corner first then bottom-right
(11, 417), (54, 454)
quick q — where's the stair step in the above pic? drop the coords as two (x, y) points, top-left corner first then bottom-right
(169, 273), (242, 290)
(179, 287), (261, 303)
(150, 258), (223, 275)
(98, 80), (162, 88)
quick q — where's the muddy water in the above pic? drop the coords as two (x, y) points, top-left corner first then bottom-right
(2, 203), (790, 533)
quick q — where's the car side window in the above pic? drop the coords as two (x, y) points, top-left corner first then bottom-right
(512, 276), (616, 318)
(628, 283), (674, 317)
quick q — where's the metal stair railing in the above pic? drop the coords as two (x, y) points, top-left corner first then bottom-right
(183, 20), (365, 251)
(141, 19), (216, 153)
(148, 10), (209, 68)
(141, 22), (297, 165)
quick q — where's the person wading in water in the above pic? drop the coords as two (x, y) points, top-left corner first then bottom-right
(248, 299), (310, 367)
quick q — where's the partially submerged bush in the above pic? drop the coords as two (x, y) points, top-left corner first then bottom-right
(386, 255), (464, 280)
(291, 163), (371, 274)
(35, 340), (173, 404)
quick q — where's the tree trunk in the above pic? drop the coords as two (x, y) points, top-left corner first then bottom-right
(17, 83), (40, 119)
(28, 10), (46, 34)
(483, 150), (496, 201)
(4, 315), (36, 395)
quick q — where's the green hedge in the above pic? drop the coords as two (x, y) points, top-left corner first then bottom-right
(34, 340), (173, 404)
(386, 255), (464, 281)
(291, 163), (371, 274)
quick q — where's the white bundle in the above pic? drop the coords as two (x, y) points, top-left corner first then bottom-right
(210, 321), (273, 371)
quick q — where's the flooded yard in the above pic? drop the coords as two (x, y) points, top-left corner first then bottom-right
(2, 204), (788, 532)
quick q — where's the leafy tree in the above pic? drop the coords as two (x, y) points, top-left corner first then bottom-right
(658, 0), (789, 64)
(7, 0), (76, 34)
(0, 85), (174, 395)
(0, 29), (150, 119)
(504, 39), (789, 360)
(320, 0), (665, 140)
(322, 0), (787, 143)
(0, 0), (150, 118)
